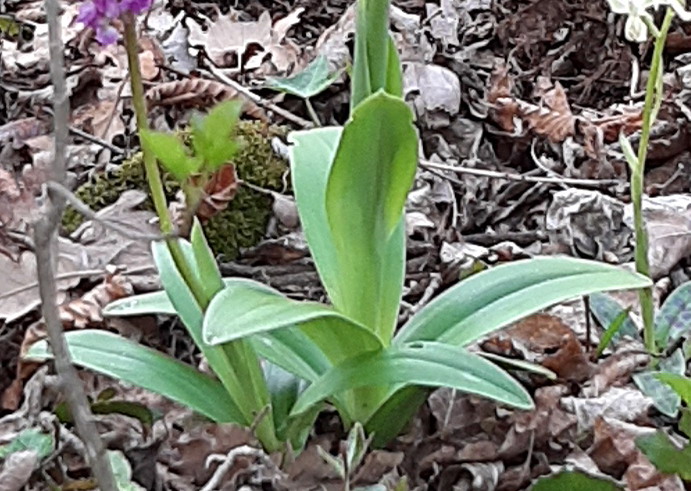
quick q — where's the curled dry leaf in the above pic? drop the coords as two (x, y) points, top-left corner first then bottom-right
(196, 164), (239, 223)
(146, 79), (268, 121)
(0, 450), (37, 491)
(2, 273), (134, 411)
(488, 67), (575, 143)
(482, 313), (594, 382)
(0, 118), (50, 148)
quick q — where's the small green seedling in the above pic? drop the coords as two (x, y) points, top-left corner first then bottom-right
(590, 281), (691, 417)
(265, 55), (343, 126)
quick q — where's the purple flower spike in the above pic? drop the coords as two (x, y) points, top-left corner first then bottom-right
(76, 0), (152, 45)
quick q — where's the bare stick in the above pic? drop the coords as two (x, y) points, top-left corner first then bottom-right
(420, 159), (623, 188)
(47, 181), (174, 241)
(37, 0), (117, 487)
(204, 64), (314, 129)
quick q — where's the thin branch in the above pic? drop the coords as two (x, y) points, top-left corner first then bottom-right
(47, 181), (174, 241)
(203, 64), (314, 129)
(68, 125), (125, 155)
(37, 0), (117, 487)
(420, 159), (623, 188)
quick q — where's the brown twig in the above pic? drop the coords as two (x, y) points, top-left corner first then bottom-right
(36, 0), (117, 487)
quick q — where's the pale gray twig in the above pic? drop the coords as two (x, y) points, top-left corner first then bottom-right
(421, 159), (623, 188)
(36, 0), (117, 487)
(200, 445), (283, 491)
(47, 181), (174, 241)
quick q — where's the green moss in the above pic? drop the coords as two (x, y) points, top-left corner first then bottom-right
(63, 121), (289, 260)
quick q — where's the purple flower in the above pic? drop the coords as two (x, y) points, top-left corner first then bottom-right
(76, 0), (152, 45)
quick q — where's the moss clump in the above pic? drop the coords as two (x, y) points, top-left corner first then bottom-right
(63, 121), (289, 260)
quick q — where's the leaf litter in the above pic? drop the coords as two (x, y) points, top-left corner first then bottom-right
(1, 0), (691, 488)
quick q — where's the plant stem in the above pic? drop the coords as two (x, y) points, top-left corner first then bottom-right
(305, 98), (322, 126)
(635, 9), (674, 354)
(122, 14), (208, 306)
(123, 17), (279, 450)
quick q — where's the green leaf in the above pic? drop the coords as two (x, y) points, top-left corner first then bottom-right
(25, 330), (242, 424)
(325, 92), (417, 336)
(530, 470), (623, 490)
(596, 308), (634, 358)
(655, 373), (691, 406)
(589, 293), (639, 341)
(619, 133), (640, 173)
(289, 127), (343, 307)
(636, 431), (691, 480)
(203, 279), (383, 365)
(655, 280), (691, 347)
(109, 450), (145, 491)
(191, 100), (242, 170)
(396, 257), (652, 346)
(478, 352), (558, 380)
(365, 386), (429, 448)
(291, 342), (533, 416)
(140, 130), (198, 181)
(680, 408), (691, 438)
(104, 290), (177, 317)
(384, 35), (403, 97)
(351, 0), (392, 108)
(0, 428), (53, 460)
(265, 56), (341, 98)
(634, 349), (685, 417)
(190, 219), (224, 301)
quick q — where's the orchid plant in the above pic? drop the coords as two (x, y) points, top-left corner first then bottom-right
(605, 0), (691, 354)
(29, 0), (652, 454)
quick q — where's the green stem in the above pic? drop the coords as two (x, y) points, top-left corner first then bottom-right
(305, 98), (322, 126)
(635, 9), (673, 355)
(123, 15), (208, 306)
(123, 15), (279, 450)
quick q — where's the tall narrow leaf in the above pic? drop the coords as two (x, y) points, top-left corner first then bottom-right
(325, 92), (417, 338)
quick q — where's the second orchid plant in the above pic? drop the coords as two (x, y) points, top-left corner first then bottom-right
(606, 0), (690, 354)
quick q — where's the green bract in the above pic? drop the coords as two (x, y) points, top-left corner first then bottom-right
(26, 0), (652, 452)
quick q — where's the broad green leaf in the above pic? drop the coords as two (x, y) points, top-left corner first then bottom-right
(203, 279), (383, 364)
(325, 92), (417, 336)
(681, 409), (691, 438)
(655, 280), (691, 347)
(291, 342), (533, 416)
(636, 431), (691, 480)
(655, 373), (691, 406)
(478, 352), (557, 380)
(25, 330), (242, 424)
(531, 470), (623, 490)
(289, 127), (343, 307)
(191, 100), (242, 169)
(0, 428), (53, 460)
(634, 349), (685, 417)
(140, 130), (197, 181)
(190, 219), (224, 301)
(265, 56), (341, 98)
(396, 257), (652, 346)
(152, 241), (276, 446)
(589, 293), (639, 341)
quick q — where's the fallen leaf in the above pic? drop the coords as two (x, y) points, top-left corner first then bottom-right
(0, 450), (37, 491)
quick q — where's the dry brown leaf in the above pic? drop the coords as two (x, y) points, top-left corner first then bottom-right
(196, 164), (238, 223)
(3, 273), (134, 411)
(0, 450), (37, 491)
(488, 68), (575, 142)
(146, 79), (268, 121)
(187, 8), (303, 74)
(482, 313), (594, 382)
(0, 118), (50, 147)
